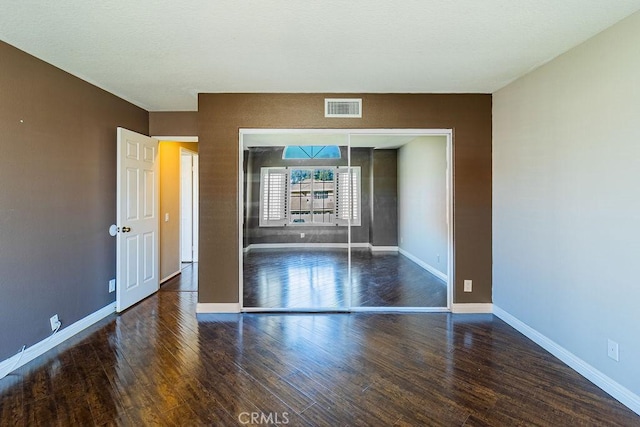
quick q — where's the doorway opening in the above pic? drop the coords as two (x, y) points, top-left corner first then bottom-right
(156, 137), (198, 289)
(116, 132), (199, 311)
(239, 129), (453, 313)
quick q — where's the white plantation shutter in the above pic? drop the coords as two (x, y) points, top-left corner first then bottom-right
(259, 168), (288, 226)
(259, 166), (360, 227)
(335, 167), (361, 226)
(350, 167), (361, 225)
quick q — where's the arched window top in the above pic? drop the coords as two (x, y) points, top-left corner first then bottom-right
(282, 145), (341, 160)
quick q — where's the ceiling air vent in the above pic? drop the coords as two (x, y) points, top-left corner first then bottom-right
(325, 98), (362, 118)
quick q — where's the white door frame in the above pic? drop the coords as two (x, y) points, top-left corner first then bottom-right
(151, 136), (199, 275)
(238, 128), (454, 313)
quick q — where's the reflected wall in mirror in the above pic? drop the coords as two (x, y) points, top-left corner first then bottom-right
(350, 136), (449, 309)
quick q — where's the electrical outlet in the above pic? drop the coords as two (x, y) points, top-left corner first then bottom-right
(164, 213), (169, 222)
(607, 339), (619, 362)
(463, 280), (473, 292)
(109, 279), (116, 293)
(300, 233), (305, 238)
(437, 254), (440, 263)
(50, 314), (61, 331)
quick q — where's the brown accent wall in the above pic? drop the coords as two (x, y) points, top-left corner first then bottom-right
(198, 93), (492, 305)
(149, 112), (198, 136)
(159, 141), (199, 280)
(0, 41), (148, 360)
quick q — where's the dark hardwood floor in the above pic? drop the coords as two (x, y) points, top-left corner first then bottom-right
(0, 266), (638, 426)
(243, 248), (447, 309)
(161, 262), (198, 292)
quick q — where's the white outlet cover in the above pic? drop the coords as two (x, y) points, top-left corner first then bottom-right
(607, 339), (619, 362)
(50, 314), (60, 331)
(464, 280), (473, 292)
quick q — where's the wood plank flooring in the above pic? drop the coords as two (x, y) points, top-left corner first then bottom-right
(161, 263), (198, 292)
(0, 265), (638, 426)
(243, 248), (447, 308)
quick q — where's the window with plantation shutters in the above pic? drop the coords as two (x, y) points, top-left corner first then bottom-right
(259, 168), (288, 226)
(335, 166), (361, 226)
(259, 166), (360, 227)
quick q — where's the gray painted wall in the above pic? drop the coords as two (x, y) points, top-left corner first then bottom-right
(370, 150), (398, 247)
(397, 136), (448, 276)
(493, 11), (640, 396)
(0, 41), (148, 361)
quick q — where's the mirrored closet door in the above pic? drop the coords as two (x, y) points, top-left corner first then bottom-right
(241, 134), (350, 311)
(240, 130), (452, 312)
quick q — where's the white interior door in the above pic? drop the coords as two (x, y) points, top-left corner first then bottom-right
(180, 150), (199, 263)
(192, 154), (199, 262)
(181, 153), (193, 262)
(116, 127), (160, 312)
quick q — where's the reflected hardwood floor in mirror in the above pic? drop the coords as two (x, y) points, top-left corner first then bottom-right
(243, 248), (447, 309)
(0, 271), (638, 426)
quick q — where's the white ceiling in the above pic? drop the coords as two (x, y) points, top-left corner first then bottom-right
(2, 1), (639, 111)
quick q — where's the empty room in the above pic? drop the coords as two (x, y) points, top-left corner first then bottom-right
(1, 1), (639, 425)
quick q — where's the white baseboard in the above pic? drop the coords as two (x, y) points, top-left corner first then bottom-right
(246, 243), (347, 251)
(160, 270), (181, 284)
(370, 245), (399, 252)
(451, 303), (493, 314)
(0, 302), (116, 378)
(398, 248), (448, 282)
(241, 307), (350, 313)
(196, 303), (241, 313)
(351, 242), (371, 248)
(350, 306), (448, 313)
(493, 305), (640, 416)
(244, 243), (369, 252)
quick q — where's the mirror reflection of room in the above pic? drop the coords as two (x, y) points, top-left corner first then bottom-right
(243, 143), (350, 309)
(242, 134), (450, 311)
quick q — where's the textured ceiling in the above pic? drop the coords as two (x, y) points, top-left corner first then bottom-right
(1, 1), (639, 111)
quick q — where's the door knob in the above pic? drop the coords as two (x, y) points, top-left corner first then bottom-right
(121, 226), (132, 233)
